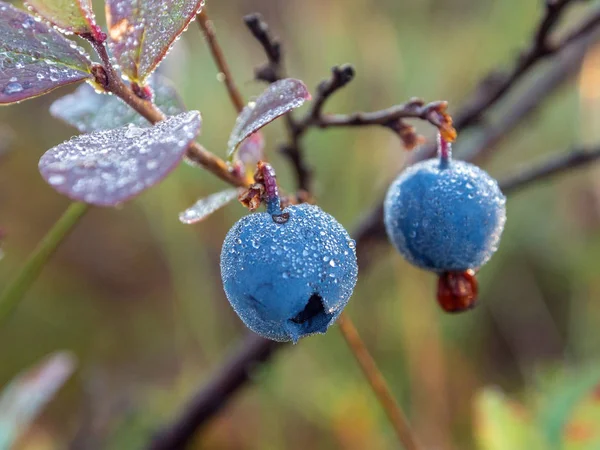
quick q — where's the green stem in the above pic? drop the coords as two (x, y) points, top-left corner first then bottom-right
(0, 202), (89, 325)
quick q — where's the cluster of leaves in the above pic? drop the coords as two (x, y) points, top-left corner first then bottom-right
(0, 0), (311, 213)
(475, 368), (600, 450)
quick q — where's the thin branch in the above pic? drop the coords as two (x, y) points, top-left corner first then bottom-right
(85, 37), (250, 189)
(306, 64), (356, 122)
(337, 312), (422, 450)
(197, 10), (245, 113)
(243, 13), (283, 83)
(148, 334), (281, 450)
(461, 35), (589, 163)
(454, 0), (588, 130)
(500, 146), (600, 194)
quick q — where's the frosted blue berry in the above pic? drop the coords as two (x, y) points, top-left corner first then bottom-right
(220, 203), (358, 343)
(384, 138), (506, 273)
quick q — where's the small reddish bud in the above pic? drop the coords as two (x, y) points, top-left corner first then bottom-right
(90, 24), (107, 43)
(132, 82), (153, 101)
(437, 270), (478, 313)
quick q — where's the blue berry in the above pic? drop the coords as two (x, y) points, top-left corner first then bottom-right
(220, 203), (358, 343)
(384, 153), (506, 273)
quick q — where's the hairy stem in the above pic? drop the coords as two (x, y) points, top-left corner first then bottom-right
(337, 312), (422, 450)
(197, 9), (245, 113)
(0, 202), (89, 326)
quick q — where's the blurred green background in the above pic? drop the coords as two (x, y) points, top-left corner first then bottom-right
(2, 0), (600, 448)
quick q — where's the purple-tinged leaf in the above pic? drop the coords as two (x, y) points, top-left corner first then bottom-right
(0, 2), (92, 105)
(50, 74), (184, 132)
(39, 111), (201, 206)
(0, 351), (76, 449)
(106, 0), (205, 83)
(24, 0), (97, 35)
(237, 132), (265, 166)
(179, 188), (239, 224)
(227, 79), (311, 158)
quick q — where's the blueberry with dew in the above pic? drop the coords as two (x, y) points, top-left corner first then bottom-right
(220, 163), (358, 342)
(384, 134), (506, 312)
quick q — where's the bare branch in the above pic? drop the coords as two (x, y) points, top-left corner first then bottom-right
(148, 335), (281, 450)
(243, 13), (283, 83)
(197, 10), (245, 113)
(501, 147), (600, 194)
(307, 64), (356, 121)
(455, 1), (597, 130)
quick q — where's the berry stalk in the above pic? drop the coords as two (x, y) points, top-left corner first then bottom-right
(438, 132), (452, 167)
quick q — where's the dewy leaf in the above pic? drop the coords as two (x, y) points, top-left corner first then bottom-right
(105, 0), (205, 83)
(0, 1), (92, 105)
(50, 74), (184, 132)
(180, 188), (239, 224)
(24, 0), (97, 35)
(39, 111), (201, 206)
(227, 79), (311, 158)
(0, 351), (76, 449)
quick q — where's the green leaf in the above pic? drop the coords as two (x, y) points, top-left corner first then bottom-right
(474, 388), (547, 450)
(24, 0), (97, 35)
(105, 0), (205, 83)
(0, 352), (76, 448)
(50, 74), (184, 132)
(0, 1), (92, 104)
(563, 381), (600, 450)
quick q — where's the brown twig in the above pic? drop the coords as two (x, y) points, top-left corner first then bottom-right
(85, 37), (250, 189)
(454, 0), (587, 130)
(148, 335), (281, 450)
(500, 146), (600, 194)
(337, 312), (422, 450)
(197, 10), (245, 113)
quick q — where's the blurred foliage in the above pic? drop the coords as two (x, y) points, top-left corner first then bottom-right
(475, 368), (600, 450)
(2, 0), (600, 449)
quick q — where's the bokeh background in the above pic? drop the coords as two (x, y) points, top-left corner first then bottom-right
(2, 0), (600, 448)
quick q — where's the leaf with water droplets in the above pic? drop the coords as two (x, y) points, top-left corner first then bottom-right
(227, 79), (311, 158)
(0, 351), (76, 449)
(180, 188), (239, 224)
(24, 0), (97, 35)
(39, 111), (201, 206)
(0, 2), (92, 105)
(50, 74), (184, 132)
(106, 0), (205, 83)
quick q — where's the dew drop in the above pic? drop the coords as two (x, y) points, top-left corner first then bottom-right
(48, 174), (66, 185)
(4, 82), (23, 95)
